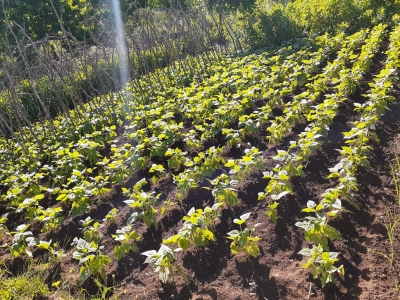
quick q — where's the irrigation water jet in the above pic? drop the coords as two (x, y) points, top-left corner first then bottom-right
(111, 0), (130, 109)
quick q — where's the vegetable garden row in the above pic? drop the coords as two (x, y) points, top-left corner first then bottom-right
(0, 22), (400, 299)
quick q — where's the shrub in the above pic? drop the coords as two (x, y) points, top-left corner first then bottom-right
(0, 265), (50, 299)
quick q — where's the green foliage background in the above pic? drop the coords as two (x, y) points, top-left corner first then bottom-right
(233, 0), (400, 50)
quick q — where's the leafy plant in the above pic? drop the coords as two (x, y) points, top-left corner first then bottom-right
(0, 214), (8, 239)
(80, 217), (104, 244)
(71, 237), (111, 286)
(163, 205), (221, 250)
(296, 200), (341, 250)
(25, 238), (66, 263)
(124, 179), (161, 229)
(173, 171), (199, 202)
(35, 207), (64, 233)
(160, 199), (177, 216)
(102, 208), (119, 224)
(225, 147), (264, 182)
(8, 224), (34, 258)
(227, 212), (261, 259)
(16, 194), (46, 222)
(222, 128), (242, 149)
(141, 244), (188, 284)
(149, 164), (167, 185)
(165, 148), (187, 170)
(266, 201), (279, 224)
(113, 225), (141, 260)
(205, 174), (239, 206)
(298, 245), (344, 287)
(183, 130), (202, 151)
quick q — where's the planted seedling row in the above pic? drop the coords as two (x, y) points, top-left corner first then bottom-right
(258, 24), (387, 221)
(296, 23), (400, 287)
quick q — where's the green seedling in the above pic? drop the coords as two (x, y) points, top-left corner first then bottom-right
(124, 178), (160, 229)
(35, 207), (64, 233)
(102, 208), (119, 224)
(149, 164), (166, 185)
(173, 171), (198, 202)
(163, 204), (221, 250)
(222, 128), (241, 149)
(71, 237), (111, 286)
(142, 244), (188, 284)
(113, 225), (141, 260)
(8, 224), (34, 258)
(0, 214), (8, 239)
(227, 212), (261, 259)
(160, 199), (177, 216)
(124, 191), (160, 229)
(298, 244), (344, 287)
(25, 238), (66, 263)
(165, 148), (187, 170)
(80, 217), (104, 244)
(296, 200), (340, 250)
(205, 174), (239, 206)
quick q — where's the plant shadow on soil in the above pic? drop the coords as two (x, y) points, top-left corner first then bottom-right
(235, 258), (288, 300)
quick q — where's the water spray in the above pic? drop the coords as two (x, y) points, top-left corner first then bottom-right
(111, 0), (130, 111)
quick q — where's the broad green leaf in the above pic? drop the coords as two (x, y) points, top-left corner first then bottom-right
(246, 243), (260, 258)
(34, 194), (45, 200)
(178, 238), (191, 250)
(78, 267), (91, 286)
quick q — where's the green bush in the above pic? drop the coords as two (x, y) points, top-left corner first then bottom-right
(232, 0), (400, 51)
(0, 266), (50, 300)
(234, 2), (300, 50)
(286, 0), (360, 35)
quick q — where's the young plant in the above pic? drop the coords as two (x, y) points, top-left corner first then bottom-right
(113, 225), (141, 260)
(238, 114), (260, 137)
(205, 174), (239, 206)
(8, 224), (34, 258)
(165, 148), (187, 170)
(222, 128), (242, 149)
(295, 200), (341, 250)
(16, 194), (45, 221)
(266, 201), (279, 224)
(80, 217), (104, 244)
(198, 147), (226, 181)
(226, 147), (264, 182)
(149, 164), (167, 185)
(163, 205), (220, 250)
(56, 185), (93, 215)
(141, 244), (188, 284)
(227, 212), (261, 259)
(124, 187), (161, 229)
(160, 199), (177, 216)
(25, 238), (66, 263)
(183, 130), (201, 151)
(0, 214), (8, 239)
(71, 237), (111, 286)
(102, 208), (119, 224)
(35, 207), (64, 233)
(298, 245), (344, 287)
(173, 171), (199, 202)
